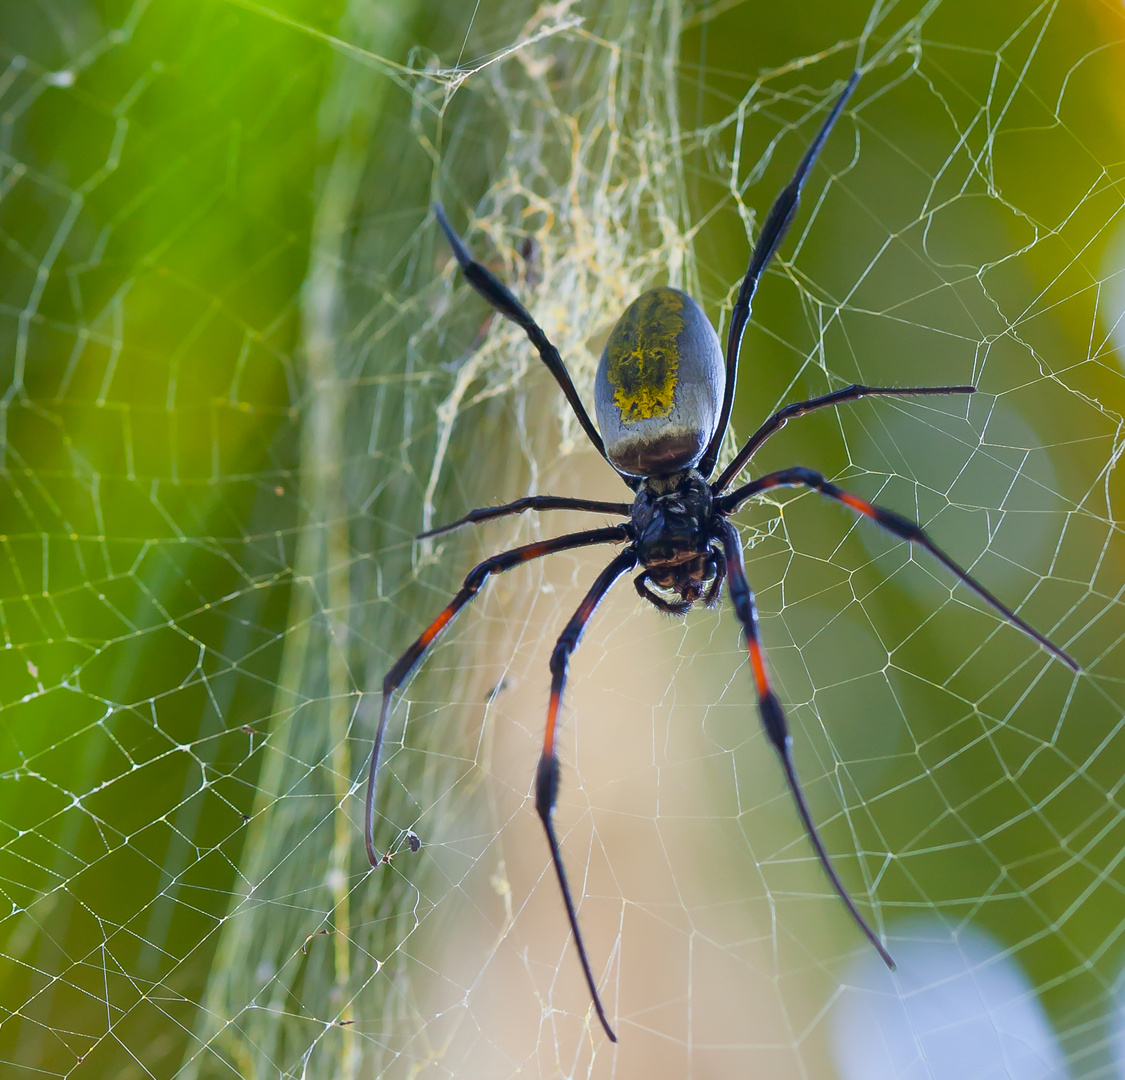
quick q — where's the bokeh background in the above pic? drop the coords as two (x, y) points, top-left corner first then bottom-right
(1, 1), (1123, 1077)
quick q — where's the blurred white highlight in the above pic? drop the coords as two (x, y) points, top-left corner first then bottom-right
(1101, 218), (1125, 367)
(831, 920), (1068, 1080)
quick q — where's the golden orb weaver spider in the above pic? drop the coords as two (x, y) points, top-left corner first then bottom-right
(365, 71), (1078, 1042)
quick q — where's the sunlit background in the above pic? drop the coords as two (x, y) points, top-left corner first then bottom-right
(1, 1), (1123, 1077)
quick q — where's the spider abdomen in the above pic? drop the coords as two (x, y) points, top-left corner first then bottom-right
(594, 286), (724, 476)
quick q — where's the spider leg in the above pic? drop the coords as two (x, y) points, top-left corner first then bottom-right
(712, 384), (976, 494)
(716, 520), (896, 970)
(634, 570), (692, 615)
(537, 547), (637, 1043)
(434, 204), (611, 466)
(720, 467), (1079, 670)
(365, 524), (630, 868)
(699, 71), (860, 480)
(702, 550), (727, 608)
(419, 495), (631, 539)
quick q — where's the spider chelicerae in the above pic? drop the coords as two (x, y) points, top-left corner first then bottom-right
(365, 71), (1078, 1042)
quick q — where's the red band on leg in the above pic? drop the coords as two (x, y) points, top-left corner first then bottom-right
(838, 492), (875, 518)
(748, 639), (770, 697)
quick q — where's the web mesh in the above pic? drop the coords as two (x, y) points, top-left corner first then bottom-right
(1, 0), (1123, 1076)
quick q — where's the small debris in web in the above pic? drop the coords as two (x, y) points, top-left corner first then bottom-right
(300, 928), (331, 955)
(381, 830), (422, 864)
(486, 677), (510, 702)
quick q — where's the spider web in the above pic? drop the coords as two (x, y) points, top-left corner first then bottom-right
(2, 0), (1124, 1076)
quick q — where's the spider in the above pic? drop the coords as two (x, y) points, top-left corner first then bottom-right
(364, 71), (1078, 1043)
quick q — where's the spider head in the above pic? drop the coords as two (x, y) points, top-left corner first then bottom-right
(644, 550), (723, 607)
(632, 469), (722, 606)
(632, 470), (713, 560)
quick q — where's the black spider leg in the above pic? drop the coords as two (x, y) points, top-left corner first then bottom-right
(419, 495), (631, 539)
(716, 519), (896, 969)
(434, 204), (613, 469)
(712, 384), (975, 494)
(537, 547), (638, 1043)
(702, 550), (727, 607)
(365, 524), (631, 868)
(699, 70), (861, 480)
(720, 467), (1080, 671)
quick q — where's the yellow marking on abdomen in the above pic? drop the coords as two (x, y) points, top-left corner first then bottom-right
(605, 289), (684, 423)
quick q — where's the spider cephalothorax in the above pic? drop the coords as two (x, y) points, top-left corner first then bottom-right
(365, 70), (1078, 1044)
(630, 469), (724, 610)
